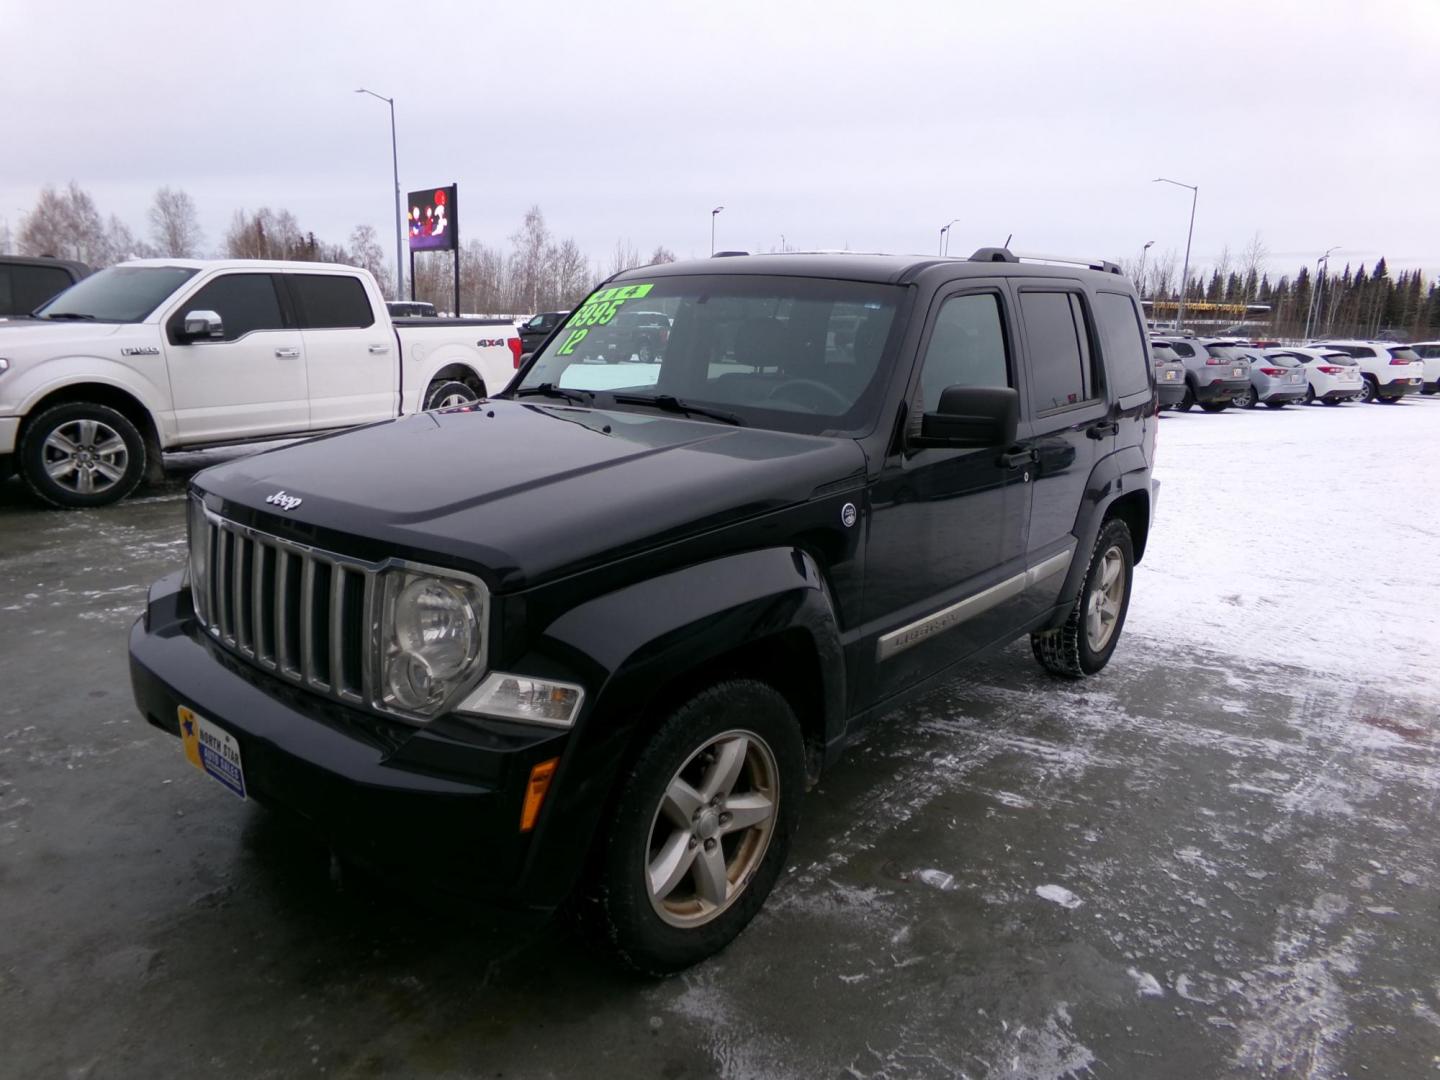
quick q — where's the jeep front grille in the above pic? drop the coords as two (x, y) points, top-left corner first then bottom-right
(189, 506), (377, 706)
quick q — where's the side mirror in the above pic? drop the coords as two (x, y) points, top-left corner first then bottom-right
(917, 385), (1018, 448)
(182, 310), (224, 340)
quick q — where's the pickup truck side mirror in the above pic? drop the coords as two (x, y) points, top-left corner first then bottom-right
(917, 385), (1018, 448)
(182, 310), (225, 341)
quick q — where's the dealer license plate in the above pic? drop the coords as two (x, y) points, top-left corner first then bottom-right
(1165, 370), (1177, 380)
(1232, 367), (1244, 377)
(177, 706), (246, 800)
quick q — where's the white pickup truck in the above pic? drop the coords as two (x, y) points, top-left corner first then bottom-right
(0, 259), (522, 507)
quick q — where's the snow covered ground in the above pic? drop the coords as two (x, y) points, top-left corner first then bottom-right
(1133, 396), (1440, 703)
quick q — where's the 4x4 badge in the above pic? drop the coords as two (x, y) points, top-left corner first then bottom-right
(265, 490), (302, 512)
(841, 503), (857, 528)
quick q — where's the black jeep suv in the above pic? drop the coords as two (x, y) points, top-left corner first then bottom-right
(130, 249), (1159, 974)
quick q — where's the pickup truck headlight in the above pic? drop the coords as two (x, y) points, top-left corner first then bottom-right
(377, 569), (487, 717)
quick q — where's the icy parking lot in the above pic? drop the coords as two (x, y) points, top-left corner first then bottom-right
(1, 399), (1438, 1079)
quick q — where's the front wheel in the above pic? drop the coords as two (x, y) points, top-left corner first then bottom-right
(1032, 519), (1134, 679)
(581, 680), (804, 975)
(18, 402), (147, 508)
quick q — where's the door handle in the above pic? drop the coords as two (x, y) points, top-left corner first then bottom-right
(999, 447), (1036, 469)
(368, 344), (391, 355)
(274, 347), (301, 359)
(1086, 420), (1119, 439)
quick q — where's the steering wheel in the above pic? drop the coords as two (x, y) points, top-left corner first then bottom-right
(766, 378), (851, 412)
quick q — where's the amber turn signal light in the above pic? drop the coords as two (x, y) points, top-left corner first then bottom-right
(520, 758), (559, 832)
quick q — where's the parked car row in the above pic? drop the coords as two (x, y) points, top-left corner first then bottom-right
(1149, 333), (1430, 412)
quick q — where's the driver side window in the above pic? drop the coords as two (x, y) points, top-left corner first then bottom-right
(917, 293), (1011, 414)
(170, 274), (287, 344)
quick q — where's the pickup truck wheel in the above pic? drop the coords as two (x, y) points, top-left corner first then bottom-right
(583, 679), (803, 975)
(1031, 519), (1134, 679)
(423, 379), (480, 410)
(18, 403), (146, 508)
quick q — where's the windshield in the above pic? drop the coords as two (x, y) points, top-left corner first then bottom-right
(515, 274), (905, 434)
(35, 265), (198, 322)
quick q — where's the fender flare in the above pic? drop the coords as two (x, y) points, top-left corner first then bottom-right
(1052, 446), (1152, 614)
(12, 361), (171, 443)
(511, 546), (845, 905)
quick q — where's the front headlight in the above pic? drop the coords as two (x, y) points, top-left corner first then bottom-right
(0, 358), (10, 375)
(188, 496), (212, 625)
(376, 569), (487, 717)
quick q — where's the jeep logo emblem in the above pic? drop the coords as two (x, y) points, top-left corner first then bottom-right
(841, 502), (857, 528)
(265, 490), (303, 512)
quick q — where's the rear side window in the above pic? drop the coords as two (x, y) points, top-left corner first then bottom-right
(1, 264), (75, 314)
(1020, 291), (1097, 411)
(917, 292), (1010, 411)
(1324, 345), (1374, 358)
(172, 273), (287, 343)
(1166, 340), (1195, 358)
(291, 274), (375, 330)
(1094, 291), (1150, 397)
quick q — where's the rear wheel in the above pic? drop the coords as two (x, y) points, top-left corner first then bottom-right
(1032, 519), (1134, 679)
(1234, 385), (1256, 409)
(1304, 385), (1316, 405)
(1174, 384), (1195, 412)
(1359, 376), (1378, 403)
(423, 378), (482, 410)
(1199, 401), (1229, 413)
(1323, 397), (1342, 406)
(580, 679), (803, 975)
(18, 402), (147, 508)
(1264, 400), (1288, 409)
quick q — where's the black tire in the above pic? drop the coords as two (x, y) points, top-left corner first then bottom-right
(1376, 394), (1401, 404)
(1199, 401), (1229, 413)
(1175, 383), (1195, 412)
(18, 402), (146, 509)
(1359, 376), (1377, 403)
(1264, 400), (1287, 409)
(1234, 385), (1256, 409)
(580, 679), (804, 976)
(423, 378), (482, 410)
(1031, 519), (1134, 679)
(1323, 398), (1341, 406)
(1304, 385), (1316, 405)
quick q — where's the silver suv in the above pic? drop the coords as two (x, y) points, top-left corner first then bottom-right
(1150, 335), (1252, 412)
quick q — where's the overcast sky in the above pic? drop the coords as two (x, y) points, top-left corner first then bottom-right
(4, 0), (1438, 279)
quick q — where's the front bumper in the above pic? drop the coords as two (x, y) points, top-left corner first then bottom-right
(128, 571), (571, 908)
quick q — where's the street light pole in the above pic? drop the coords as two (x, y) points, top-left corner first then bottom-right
(357, 88), (404, 301)
(1153, 179), (1197, 330)
(1303, 245), (1340, 340)
(711, 206), (724, 255)
(1137, 240), (1155, 298)
(939, 218), (960, 256)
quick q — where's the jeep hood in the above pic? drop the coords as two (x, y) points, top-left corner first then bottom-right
(195, 400), (867, 590)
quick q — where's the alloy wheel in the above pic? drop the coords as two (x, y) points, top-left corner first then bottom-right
(1085, 545), (1127, 652)
(41, 418), (129, 496)
(645, 729), (779, 928)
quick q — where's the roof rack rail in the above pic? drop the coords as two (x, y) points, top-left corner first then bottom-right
(967, 247), (1122, 275)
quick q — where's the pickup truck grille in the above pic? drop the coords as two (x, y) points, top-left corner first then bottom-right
(190, 509), (377, 706)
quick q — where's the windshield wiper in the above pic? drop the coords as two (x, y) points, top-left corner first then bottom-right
(42, 312), (96, 321)
(609, 394), (744, 426)
(514, 383), (594, 405)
